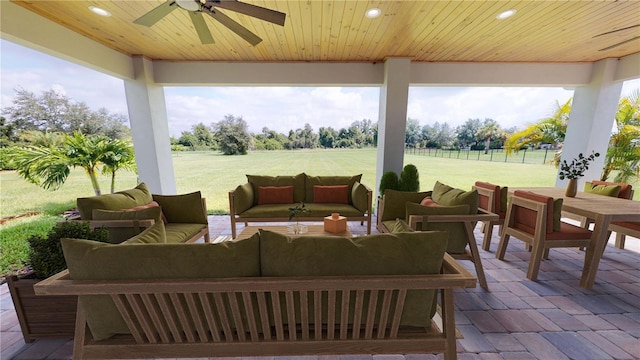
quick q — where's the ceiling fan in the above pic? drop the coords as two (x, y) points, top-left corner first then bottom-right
(134, 0), (286, 46)
(593, 24), (640, 51)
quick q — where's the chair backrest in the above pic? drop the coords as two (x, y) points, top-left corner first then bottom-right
(590, 180), (633, 199)
(474, 181), (501, 213)
(511, 191), (554, 234)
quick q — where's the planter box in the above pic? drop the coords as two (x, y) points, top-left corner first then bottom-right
(7, 272), (77, 343)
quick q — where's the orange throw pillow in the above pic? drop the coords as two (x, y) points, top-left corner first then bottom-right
(314, 185), (349, 204)
(420, 196), (439, 207)
(258, 186), (294, 205)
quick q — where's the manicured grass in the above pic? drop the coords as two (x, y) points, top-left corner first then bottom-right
(1, 148), (637, 276)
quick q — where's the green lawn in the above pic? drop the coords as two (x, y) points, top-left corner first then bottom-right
(1, 148), (637, 276)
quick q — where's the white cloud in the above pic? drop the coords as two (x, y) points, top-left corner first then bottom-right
(2, 39), (638, 138)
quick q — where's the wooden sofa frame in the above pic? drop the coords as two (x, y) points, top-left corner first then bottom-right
(35, 254), (475, 360)
(229, 189), (373, 239)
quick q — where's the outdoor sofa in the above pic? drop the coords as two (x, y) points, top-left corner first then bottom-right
(36, 223), (476, 359)
(229, 173), (373, 238)
(73, 183), (210, 244)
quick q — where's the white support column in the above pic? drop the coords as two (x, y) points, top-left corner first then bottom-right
(124, 56), (176, 194)
(557, 59), (623, 188)
(376, 58), (411, 195)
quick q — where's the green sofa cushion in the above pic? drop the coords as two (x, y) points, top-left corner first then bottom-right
(259, 229), (448, 327)
(239, 203), (364, 218)
(122, 221), (167, 244)
(232, 183), (254, 213)
(432, 181), (478, 215)
(500, 186), (509, 213)
(583, 181), (622, 197)
(61, 234), (260, 341)
(92, 206), (164, 243)
(381, 189), (432, 222)
(304, 174), (362, 204)
(77, 183), (152, 220)
(152, 191), (207, 224)
(406, 202), (470, 254)
(164, 223), (207, 243)
(247, 173), (306, 204)
(351, 181), (370, 213)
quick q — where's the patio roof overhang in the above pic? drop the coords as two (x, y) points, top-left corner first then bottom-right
(1, 1), (639, 193)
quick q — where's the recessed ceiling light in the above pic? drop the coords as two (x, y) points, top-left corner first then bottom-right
(88, 6), (111, 17)
(496, 9), (517, 20)
(365, 8), (381, 19)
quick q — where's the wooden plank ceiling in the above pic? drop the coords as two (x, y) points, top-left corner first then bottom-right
(12, 0), (640, 63)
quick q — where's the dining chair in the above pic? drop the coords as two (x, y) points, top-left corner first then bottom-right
(565, 180), (633, 228)
(496, 190), (593, 281)
(473, 181), (507, 251)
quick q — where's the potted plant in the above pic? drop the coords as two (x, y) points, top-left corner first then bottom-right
(7, 221), (108, 343)
(288, 202), (309, 234)
(558, 151), (600, 197)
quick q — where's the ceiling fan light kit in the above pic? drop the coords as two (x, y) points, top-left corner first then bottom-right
(134, 0), (286, 46)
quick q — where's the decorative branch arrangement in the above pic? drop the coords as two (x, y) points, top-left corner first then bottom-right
(558, 151), (600, 180)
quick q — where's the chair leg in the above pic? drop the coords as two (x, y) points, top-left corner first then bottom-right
(543, 248), (550, 259)
(527, 243), (546, 281)
(496, 232), (511, 260)
(465, 223), (488, 290)
(482, 222), (494, 251)
(615, 233), (626, 249)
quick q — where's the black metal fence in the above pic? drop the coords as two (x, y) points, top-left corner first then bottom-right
(405, 147), (553, 165)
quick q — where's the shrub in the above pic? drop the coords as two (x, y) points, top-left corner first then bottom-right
(28, 221), (109, 278)
(399, 164), (420, 191)
(379, 171), (400, 196)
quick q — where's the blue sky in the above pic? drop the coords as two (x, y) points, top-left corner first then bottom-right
(1, 39), (638, 137)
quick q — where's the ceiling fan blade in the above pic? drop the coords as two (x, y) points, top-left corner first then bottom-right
(204, 8), (262, 46)
(599, 36), (640, 51)
(134, 1), (178, 27)
(593, 24), (640, 38)
(207, 0), (286, 26)
(189, 12), (215, 44)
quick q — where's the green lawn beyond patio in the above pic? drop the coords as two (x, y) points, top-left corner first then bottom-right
(1, 148), (570, 217)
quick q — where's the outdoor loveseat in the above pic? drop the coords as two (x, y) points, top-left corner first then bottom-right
(73, 183), (210, 244)
(36, 225), (476, 360)
(229, 173), (373, 238)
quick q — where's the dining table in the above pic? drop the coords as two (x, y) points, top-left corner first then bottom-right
(510, 187), (640, 289)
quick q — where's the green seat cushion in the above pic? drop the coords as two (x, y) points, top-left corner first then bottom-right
(583, 181), (622, 197)
(152, 191), (207, 224)
(388, 218), (414, 232)
(405, 202), (469, 254)
(431, 181), (478, 215)
(305, 174), (362, 204)
(77, 183), (152, 220)
(239, 203), (364, 218)
(122, 221), (167, 244)
(247, 174), (306, 204)
(164, 223), (207, 243)
(259, 229), (448, 327)
(61, 234), (260, 341)
(92, 206), (163, 243)
(381, 189), (432, 222)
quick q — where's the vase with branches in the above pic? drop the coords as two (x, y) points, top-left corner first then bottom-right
(558, 151), (600, 197)
(288, 202), (309, 234)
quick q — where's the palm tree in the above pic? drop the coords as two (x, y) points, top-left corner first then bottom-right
(475, 119), (501, 154)
(601, 90), (640, 183)
(100, 138), (136, 193)
(504, 98), (571, 154)
(12, 131), (137, 195)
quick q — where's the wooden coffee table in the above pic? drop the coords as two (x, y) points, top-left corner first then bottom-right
(235, 224), (352, 241)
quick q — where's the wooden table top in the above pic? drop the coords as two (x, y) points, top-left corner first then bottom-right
(511, 187), (639, 221)
(236, 225), (352, 241)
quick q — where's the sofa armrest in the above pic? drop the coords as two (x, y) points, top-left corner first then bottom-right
(230, 183), (254, 215)
(152, 192), (208, 224)
(351, 181), (373, 214)
(408, 212), (499, 230)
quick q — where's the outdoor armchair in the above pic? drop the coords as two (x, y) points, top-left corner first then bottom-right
(473, 181), (508, 251)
